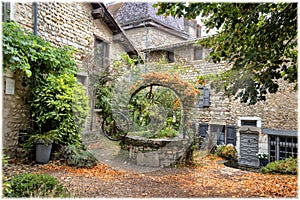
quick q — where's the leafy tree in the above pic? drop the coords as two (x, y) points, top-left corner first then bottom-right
(154, 2), (297, 104)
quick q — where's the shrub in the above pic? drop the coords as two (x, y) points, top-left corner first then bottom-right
(30, 73), (89, 147)
(63, 145), (98, 168)
(2, 152), (12, 197)
(155, 127), (178, 138)
(261, 157), (298, 175)
(215, 144), (238, 161)
(4, 173), (69, 197)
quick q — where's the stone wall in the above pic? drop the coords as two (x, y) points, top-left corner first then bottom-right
(121, 135), (192, 167)
(231, 80), (297, 130)
(125, 27), (186, 50)
(147, 27), (185, 49)
(2, 71), (31, 157)
(190, 67), (297, 130)
(147, 51), (297, 131)
(14, 2), (128, 66)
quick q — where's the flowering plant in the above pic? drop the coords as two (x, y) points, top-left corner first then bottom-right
(256, 152), (269, 160)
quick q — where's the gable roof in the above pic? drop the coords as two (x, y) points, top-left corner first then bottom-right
(107, 2), (189, 39)
(91, 2), (139, 56)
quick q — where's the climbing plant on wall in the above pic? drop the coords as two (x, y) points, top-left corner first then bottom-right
(2, 21), (88, 147)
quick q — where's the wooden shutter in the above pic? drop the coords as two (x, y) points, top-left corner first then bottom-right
(198, 87), (210, 108)
(226, 125), (236, 145)
(203, 88), (210, 107)
(198, 88), (204, 108)
(199, 123), (208, 138)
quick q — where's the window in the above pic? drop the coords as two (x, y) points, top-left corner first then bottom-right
(199, 123), (208, 138)
(269, 135), (297, 162)
(2, 2), (11, 22)
(241, 120), (257, 127)
(166, 50), (174, 63)
(210, 124), (226, 145)
(94, 38), (109, 69)
(194, 46), (203, 60)
(198, 87), (210, 108)
(76, 74), (87, 86)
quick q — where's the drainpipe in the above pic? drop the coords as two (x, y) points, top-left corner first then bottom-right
(143, 21), (148, 73)
(33, 2), (38, 36)
(32, 2), (38, 131)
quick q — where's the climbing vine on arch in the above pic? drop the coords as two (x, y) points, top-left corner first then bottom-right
(129, 72), (200, 138)
(129, 85), (182, 138)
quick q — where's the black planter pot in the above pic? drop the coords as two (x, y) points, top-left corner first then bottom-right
(36, 141), (53, 164)
(259, 159), (268, 167)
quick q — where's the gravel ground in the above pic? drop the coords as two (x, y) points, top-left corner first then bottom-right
(3, 156), (248, 198)
(3, 136), (297, 198)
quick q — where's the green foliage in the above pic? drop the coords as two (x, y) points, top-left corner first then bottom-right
(93, 53), (137, 117)
(261, 157), (298, 175)
(4, 173), (69, 197)
(129, 86), (181, 134)
(63, 145), (98, 168)
(2, 152), (12, 197)
(156, 127), (178, 138)
(2, 21), (89, 148)
(94, 84), (113, 114)
(30, 73), (88, 146)
(2, 21), (77, 78)
(154, 3), (297, 105)
(215, 144), (238, 161)
(26, 131), (56, 148)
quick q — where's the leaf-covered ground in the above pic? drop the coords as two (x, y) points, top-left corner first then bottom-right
(3, 154), (297, 198)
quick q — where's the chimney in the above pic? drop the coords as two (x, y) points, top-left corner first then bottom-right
(184, 19), (198, 38)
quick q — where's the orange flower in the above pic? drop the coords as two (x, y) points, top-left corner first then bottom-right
(173, 98), (180, 110)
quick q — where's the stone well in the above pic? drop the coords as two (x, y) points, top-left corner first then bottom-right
(120, 135), (193, 168)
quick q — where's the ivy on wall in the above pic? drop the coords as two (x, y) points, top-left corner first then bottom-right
(2, 21), (88, 147)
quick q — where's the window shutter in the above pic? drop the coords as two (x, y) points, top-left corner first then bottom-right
(203, 88), (210, 107)
(199, 123), (208, 138)
(198, 87), (204, 108)
(94, 38), (109, 69)
(198, 87), (210, 108)
(226, 125), (236, 146)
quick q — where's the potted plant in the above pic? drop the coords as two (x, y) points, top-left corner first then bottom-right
(256, 152), (269, 167)
(26, 129), (57, 164)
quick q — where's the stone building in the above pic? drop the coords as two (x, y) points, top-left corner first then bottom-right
(108, 2), (201, 50)
(108, 2), (298, 167)
(2, 2), (139, 157)
(2, 2), (297, 167)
